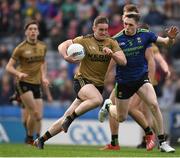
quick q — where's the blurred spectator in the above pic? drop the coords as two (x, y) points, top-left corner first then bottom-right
(34, 12), (47, 40)
(108, 14), (123, 36)
(23, 0), (38, 18)
(0, 44), (11, 64)
(0, 44), (11, 79)
(137, 0), (149, 17)
(163, 0), (174, 19)
(107, 0), (121, 16)
(47, 0), (60, 18)
(172, 0), (180, 19)
(36, 0), (50, 17)
(49, 25), (66, 51)
(169, 38), (180, 59)
(9, 12), (24, 37)
(61, 0), (77, 26)
(0, 0), (11, 36)
(143, 4), (166, 26)
(53, 9), (63, 26)
(10, 0), (24, 36)
(159, 78), (176, 108)
(93, 0), (108, 15)
(66, 19), (79, 39)
(50, 66), (74, 105)
(76, 0), (91, 21)
(0, 72), (14, 105)
(175, 78), (180, 103)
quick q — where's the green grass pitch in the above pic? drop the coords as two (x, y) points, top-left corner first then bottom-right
(0, 144), (180, 157)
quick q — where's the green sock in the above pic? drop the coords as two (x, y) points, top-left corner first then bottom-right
(144, 127), (153, 135)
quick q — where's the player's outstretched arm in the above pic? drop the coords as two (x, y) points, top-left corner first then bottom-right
(156, 26), (179, 46)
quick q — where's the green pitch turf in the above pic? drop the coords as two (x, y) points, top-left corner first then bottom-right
(0, 144), (180, 157)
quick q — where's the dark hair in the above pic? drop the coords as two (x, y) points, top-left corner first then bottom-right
(24, 20), (39, 30)
(126, 14), (140, 22)
(93, 16), (109, 26)
(123, 4), (139, 13)
(139, 23), (149, 30)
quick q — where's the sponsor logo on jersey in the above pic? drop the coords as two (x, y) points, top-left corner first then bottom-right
(25, 50), (31, 55)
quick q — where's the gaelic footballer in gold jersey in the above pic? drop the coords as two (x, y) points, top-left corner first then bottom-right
(6, 20), (49, 145)
(34, 16), (127, 149)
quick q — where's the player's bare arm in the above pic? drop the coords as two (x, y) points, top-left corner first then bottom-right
(103, 47), (127, 66)
(41, 62), (49, 87)
(145, 47), (155, 82)
(157, 26), (179, 46)
(155, 53), (171, 79)
(6, 58), (28, 80)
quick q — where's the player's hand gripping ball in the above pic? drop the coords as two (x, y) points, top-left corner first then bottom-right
(67, 43), (85, 60)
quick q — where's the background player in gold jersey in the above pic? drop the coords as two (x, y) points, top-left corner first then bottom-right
(6, 20), (49, 145)
(34, 16), (127, 149)
(9, 84), (53, 143)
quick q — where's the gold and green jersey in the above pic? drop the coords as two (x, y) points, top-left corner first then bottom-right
(73, 34), (122, 86)
(12, 40), (47, 84)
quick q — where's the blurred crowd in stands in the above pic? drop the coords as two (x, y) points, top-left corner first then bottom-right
(1, 0), (180, 108)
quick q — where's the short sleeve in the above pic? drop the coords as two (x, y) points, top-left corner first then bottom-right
(111, 39), (122, 53)
(11, 46), (21, 61)
(72, 36), (84, 45)
(148, 31), (158, 43)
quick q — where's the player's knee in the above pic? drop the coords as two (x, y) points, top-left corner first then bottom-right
(34, 111), (41, 121)
(36, 117), (42, 122)
(88, 97), (103, 109)
(94, 96), (103, 107)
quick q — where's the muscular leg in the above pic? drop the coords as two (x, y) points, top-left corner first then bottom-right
(108, 96), (130, 122)
(128, 94), (149, 129)
(21, 108), (28, 142)
(104, 91), (154, 150)
(105, 90), (120, 149)
(75, 84), (103, 115)
(36, 84), (103, 148)
(137, 83), (164, 135)
(48, 98), (81, 136)
(20, 91), (40, 144)
(139, 102), (157, 132)
(109, 90), (119, 136)
(61, 84), (103, 133)
(21, 108), (28, 131)
(137, 83), (166, 145)
(34, 99), (43, 138)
